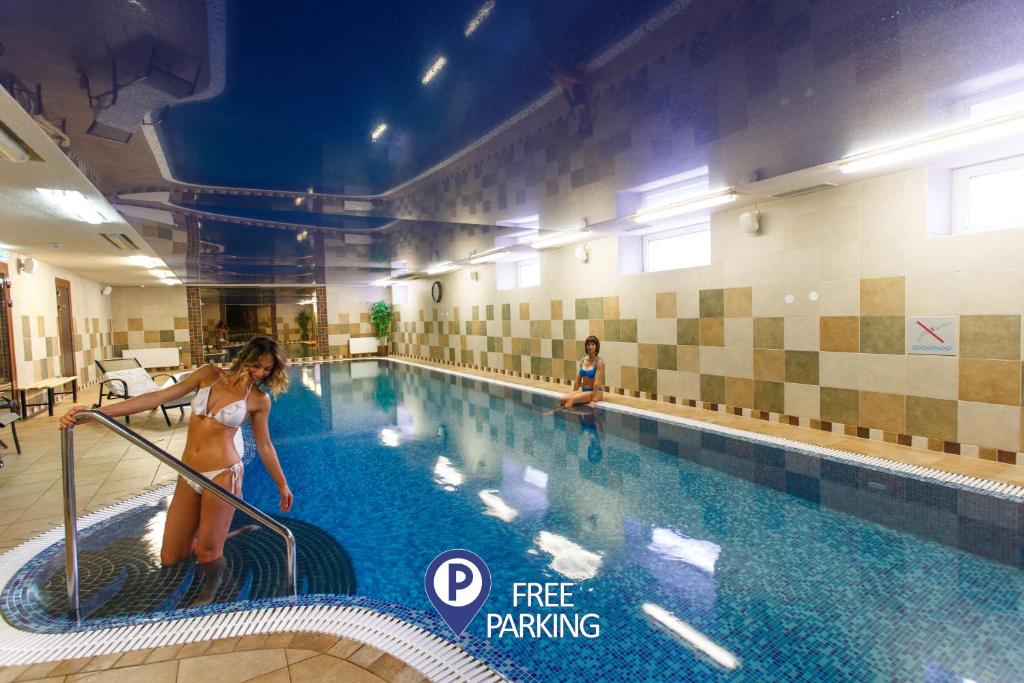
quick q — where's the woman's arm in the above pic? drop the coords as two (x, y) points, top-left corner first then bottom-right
(589, 360), (605, 405)
(250, 393), (293, 512)
(571, 358), (582, 391)
(59, 366), (212, 428)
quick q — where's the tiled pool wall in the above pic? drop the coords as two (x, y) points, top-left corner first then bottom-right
(410, 362), (1024, 568)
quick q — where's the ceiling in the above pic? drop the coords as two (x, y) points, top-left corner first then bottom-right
(155, 0), (672, 194)
(0, 88), (172, 286)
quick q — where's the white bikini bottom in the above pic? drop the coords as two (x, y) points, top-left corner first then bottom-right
(180, 461), (243, 495)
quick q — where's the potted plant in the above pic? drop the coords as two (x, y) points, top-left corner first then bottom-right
(369, 300), (394, 355)
(296, 308), (313, 342)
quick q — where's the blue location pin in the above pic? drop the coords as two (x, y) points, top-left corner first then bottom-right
(424, 549), (491, 637)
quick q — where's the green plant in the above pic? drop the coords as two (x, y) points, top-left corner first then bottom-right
(296, 308), (313, 341)
(369, 300), (394, 340)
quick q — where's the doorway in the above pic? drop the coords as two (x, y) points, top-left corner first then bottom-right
(0, 263), (16, 398)
(55, 278), (75, 379)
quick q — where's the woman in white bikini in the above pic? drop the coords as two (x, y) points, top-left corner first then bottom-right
(60, 336), (293, 602)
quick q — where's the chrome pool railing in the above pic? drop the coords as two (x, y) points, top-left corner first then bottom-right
(60, 409), (297, 620)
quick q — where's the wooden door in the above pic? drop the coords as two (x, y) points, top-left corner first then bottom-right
(55, 278), (75, 378)
(0, 263), (16, 396)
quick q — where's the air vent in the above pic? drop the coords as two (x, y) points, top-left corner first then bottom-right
(771, 183), (837, 199)
(390, 271), (418, 281)
(99, 233), (141, 251)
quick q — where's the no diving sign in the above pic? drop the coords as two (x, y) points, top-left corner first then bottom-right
(907, 316), (956, 356)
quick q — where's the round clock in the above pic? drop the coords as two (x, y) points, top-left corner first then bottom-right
(431, 281), (443, 303)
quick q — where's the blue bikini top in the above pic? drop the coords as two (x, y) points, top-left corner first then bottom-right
(579, 357), (600, 378)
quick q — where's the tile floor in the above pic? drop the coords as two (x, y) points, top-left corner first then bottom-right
(1, 358), (1023, 681)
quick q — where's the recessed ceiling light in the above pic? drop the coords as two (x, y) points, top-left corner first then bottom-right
(421, 56), (447, 85)
(464, 0), (496, 37)
(35, 188), (107, 224)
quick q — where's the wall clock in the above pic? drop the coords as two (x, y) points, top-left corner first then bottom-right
(431, 280), (443, 303)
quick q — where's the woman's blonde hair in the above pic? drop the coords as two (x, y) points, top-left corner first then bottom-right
(226, 336), (289, 397)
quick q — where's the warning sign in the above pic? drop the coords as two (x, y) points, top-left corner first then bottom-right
(906, 316), (956, 356)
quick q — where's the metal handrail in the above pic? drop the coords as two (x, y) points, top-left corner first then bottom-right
(60, 409), (297, 620)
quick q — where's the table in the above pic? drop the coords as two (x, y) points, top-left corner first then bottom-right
(18, 376), (78, 418)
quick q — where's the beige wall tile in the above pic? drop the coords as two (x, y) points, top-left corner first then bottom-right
(960, 315), (1021, 360)
(907, 273), (958, 316)
(958, 401), (1021, 452)
(785, 382), (820, 419)
(906, 396), (957, 442)
(677, 345), (699, 373)
(906, 355), (957, 400)
(638, 318), (677, 345)
(724, 345), (754, 379)
(658, 369), (698, 400)
(699, 346), (729, 377)
(752, 285), (787, 317)
(959, 268), (1023, 315)
(678, 290), (700, 317)
(819, 352), (860, 390)
(820, 316), (859, 352)
(861, 238), (906, 278)
(859, 353), (906, 394)
(860, 277), (906, 316)
(818, 278), (860, 316)
(725, 318), (753, 348)
(819, 242), (861, 282)
(782, 248), (820, 284)
(621, 365), (638, 391)
(859, 391), (906, 433)
(959, 358), (1020, 405)
(638, 343), (657, 369)
(784, 316), (819, 351)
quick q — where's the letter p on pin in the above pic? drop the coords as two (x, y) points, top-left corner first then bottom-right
(448, 563), (474, 602)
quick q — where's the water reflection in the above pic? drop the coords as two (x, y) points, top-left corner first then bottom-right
(534, 530), (603, 581)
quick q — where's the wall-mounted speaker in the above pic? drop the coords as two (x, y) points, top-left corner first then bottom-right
(101, 285), (112, 296)
(740, 210), (760, 234)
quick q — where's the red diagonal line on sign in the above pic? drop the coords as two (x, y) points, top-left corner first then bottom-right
(916, 321), (944, 343)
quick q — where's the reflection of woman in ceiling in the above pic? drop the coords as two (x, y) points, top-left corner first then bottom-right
(61, 337), (293, 605)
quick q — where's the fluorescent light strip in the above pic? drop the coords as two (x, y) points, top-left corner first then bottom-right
(0, 125), (30, 162)
(642, 603), (740, 670)
(839, 111), (1024, 174)
(469, 249), (508, 264)
(465, 0), (496, 36)
(371, 123), (388, 141)
(632, 189), (737, 223)
(425, 261), (459, 275)
(422, 56), (447, 85)
(529, 230), (592, 250)
(35, 188), (107, 224)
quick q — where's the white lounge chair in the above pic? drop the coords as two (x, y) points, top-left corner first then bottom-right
(94, 357), (194, 426)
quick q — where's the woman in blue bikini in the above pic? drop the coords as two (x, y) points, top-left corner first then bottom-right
(60, 337), (292, 602)
(560, 335), (604, 409)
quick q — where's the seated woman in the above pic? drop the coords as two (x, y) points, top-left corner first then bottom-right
(561, 335), (604, 409)
(60, 336), (293, 605)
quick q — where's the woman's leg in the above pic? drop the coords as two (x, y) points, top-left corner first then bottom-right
(160, 479), (202, 566)
(194, 468), (241, 564)
(564, 391), (591, 408)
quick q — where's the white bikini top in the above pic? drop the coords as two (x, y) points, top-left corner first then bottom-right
(191, 376), (253, 429)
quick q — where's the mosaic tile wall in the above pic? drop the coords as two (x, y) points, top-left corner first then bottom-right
(382, 0), (1024, 227)
(393, 169), (1024, 464)
(110, 286), (191, 367)
(325, 285), (385, 357)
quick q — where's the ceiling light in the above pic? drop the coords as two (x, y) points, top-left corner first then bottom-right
(425, 261), (459, 275)
(421, 56), (447, 85)
(0, 124), (30, 162)
(149, 269), (174, 278)
(529, 230), (592, 250)
(632, 189), (737, 224)
(126, 255), (163, 268)
(838, 111), (1024, 174)
(35, 188), (108, 224)
(159, 278), (181, 286)
(464, 0), (496, 36)
(371, 123), (388, 141)
(469, 249), (509, 264)
(372, 277), (394, 287)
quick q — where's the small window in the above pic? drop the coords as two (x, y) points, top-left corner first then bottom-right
(643, 223), (711, 272)
(518, 258), (540, 287)
(952, 155), (1024, 234)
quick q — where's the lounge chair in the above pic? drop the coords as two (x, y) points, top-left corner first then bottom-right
(94, 357), (194, 426)
(0, 395), (20, 467)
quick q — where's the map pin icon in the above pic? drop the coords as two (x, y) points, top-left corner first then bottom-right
(424, 549), (491, 637)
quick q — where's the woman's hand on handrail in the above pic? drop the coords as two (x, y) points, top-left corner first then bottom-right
(59, 406), (97, 429)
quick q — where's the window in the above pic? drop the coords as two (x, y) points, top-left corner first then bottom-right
(517, 258), (540, 287)
(952, 155), (1024, 234)
(643, 222), (711, 272)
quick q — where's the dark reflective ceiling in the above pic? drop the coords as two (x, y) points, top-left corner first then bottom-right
(157, 0), (672, 194)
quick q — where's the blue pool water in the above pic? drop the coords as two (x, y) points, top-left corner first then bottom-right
(232, 361), (1024, 682)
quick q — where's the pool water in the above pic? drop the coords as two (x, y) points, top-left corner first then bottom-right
(232, 361), (1024, 682)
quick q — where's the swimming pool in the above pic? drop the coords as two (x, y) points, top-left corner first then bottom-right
(5, 359), (1024, 681)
